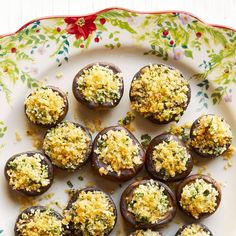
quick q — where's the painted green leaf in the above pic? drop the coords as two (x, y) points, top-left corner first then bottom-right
(184, 50), (193, 58)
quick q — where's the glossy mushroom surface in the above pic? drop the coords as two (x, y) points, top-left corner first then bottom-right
(145, 133), (193, 182)
(43, 121), (92, 171)
(176, 174), (221, 219)
(120, 179), (176, 229)
(73, 62), (124, 110)
(5, 151), (53, 196)
(175, 223), (213, 236)
(24, 86), (68, 128)
(92, 125), (145, 181)
(63, 187), (117, 236)
(129, 64), (191, 124)
(190, 114), (232, 158)
(15, 206), (63, 236)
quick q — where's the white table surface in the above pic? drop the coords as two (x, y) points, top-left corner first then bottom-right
(0, 0), (236, 35)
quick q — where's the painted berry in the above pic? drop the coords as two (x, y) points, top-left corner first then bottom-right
(99, 18), (106, 25)
(36, 29), (40, 33)
(11, 48), (17, 53)
(56, 27), (61, 32)
(170, 40), (174, 45)
(163, 30), (169, 36)
(80, 44), (84, 48)
(196, 32), (202, 38)
(94, 37), (100, 43)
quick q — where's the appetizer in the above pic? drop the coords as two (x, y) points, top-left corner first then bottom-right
(43, 121), (92, 171)
(24, 86), (68, 127)
(190, 114), (232, 158)
(175, 223), (213, 236)
(145, 133), (193, 182)
(129, 229), (162, 236)
(92, 126), (145, 181)
(129, 64), (190, 124)
(73, 62), (124, 110)
(15, 206), (63, 236)
(176, 174), (221, 219)
(5, 151), (53, 196)
(63, 187), (117, 236)
(120, 179), (176, 229)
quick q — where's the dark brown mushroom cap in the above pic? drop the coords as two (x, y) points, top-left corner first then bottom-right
(24, 85), (69, 128)
(64, 187), (117, 236)
(15, 205), (62, 236)
(120, 179), (177, 229)
(175, 223), (213, 236)
(92, 125), (145, 182)
(190, 114), (232, 158)
(72, 62), (124, 110)
(43, 121), (92, 171)
(145, 133), (193, 182)
(129, 64), (191, 124)
(176, 174), (221, 219)
(5, 151), (53, 196)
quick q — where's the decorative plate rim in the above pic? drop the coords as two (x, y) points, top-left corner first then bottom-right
(0, 7), (236, 39)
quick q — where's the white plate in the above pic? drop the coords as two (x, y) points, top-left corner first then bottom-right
(0, 8), (235, 236)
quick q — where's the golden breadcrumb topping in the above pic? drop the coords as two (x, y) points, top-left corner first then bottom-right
(130, 64), (189, 122)
(25, 87), (65, 125)
(179, 224), (211, 236)
(63, 190), (115, 236)
(16, 208), (62, 236)
(95, 129), (141, 175)
(191, 115), (232, 156)
(128, 180), (171, 223)
(180, 178), (219, 219)
(132, 229), (162, 236)
(152, 138), (190, 179)
(43, 122), (90, 169)
(77, 64), (122, 104)
(7, 153), (50, 192)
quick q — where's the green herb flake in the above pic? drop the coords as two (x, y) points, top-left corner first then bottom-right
(66, 180), (73, 188)
(118, 112), (135, 126)
(78, 176), (84, 181)
(141, 134), (151, 149)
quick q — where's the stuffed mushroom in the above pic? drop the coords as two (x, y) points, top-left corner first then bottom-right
(175, 223), (213, 236)
(176, 174), (221, 219)
(15, 206), (63, 236)
(190, 114), (232, 158)
(92, 126), (145, 181)
(43, 121), (92, 171)
(145, 133), (193, 182)
(63, 187), (117, 236)
(129, 64), (190, 124)
(24, 86), (68, 127)
(120, 179), (176, 229)
(73, 62), (124, 110)
(5, 151), (53, 196)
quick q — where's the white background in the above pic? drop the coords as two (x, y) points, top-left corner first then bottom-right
(0, 0), (236, 35)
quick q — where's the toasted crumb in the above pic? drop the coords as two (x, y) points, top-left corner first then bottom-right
(86, 181), (95, 187)
(43, 76), (49, 82)
(15, 131), (22, 142)
(26, 128), (43, 150)
(56, 72), (63, 79)
(223, 145), (235, 170)
(116, 229), (121, 236)
(16, 195), (38, 212)
(94, 118), (103, 132)
(84, 120), (96, 133)
(197, 165), (208, 175)
(174, 219), (182, 225)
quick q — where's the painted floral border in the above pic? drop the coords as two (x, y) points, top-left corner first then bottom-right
(0, 8), (236, 111)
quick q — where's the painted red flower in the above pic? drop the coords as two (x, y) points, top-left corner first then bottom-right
(64, 15), (97, 40)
